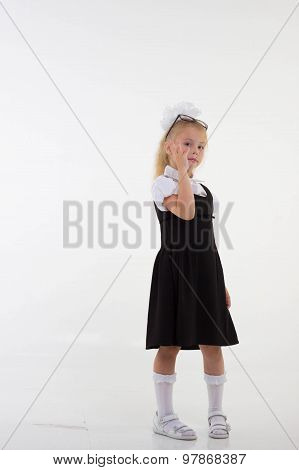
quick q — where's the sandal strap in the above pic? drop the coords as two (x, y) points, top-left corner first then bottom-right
(209, 415), (227, 424)
(159, 413), (178, 424)
(208, 413), (232, 433)
(173, 424), (193, 432)
(210, 424), (231, 434)
(210, 423), (228, 430)
(208, 411), (227, 420)
(209, 415), (232, 432)
(158, 413), (195, 434)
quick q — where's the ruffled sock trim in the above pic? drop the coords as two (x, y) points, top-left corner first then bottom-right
(204, 371), (227, 385)
(153, 371), (177, 383)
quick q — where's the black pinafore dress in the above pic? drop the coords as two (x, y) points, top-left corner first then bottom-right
(145, 184), (239, 350)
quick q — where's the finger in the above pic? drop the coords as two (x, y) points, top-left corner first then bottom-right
(180, 143), (187, 154)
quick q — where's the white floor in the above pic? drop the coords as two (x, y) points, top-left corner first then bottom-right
(0, 342), (298, 450)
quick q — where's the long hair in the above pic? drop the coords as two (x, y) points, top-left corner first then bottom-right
(152, 120), (208, 181)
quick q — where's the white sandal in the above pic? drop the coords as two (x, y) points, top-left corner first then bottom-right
(153, 410), (197, 440)
(208, 411), (231, 439)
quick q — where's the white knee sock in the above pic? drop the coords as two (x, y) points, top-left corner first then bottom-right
(153, 371), (196, 436)
(153, 371), (176, 418)
(204, 371), (227, 414)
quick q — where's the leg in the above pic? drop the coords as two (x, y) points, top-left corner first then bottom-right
(199, 345), (231, 438)
(153, 346), (180, 417)
(200, 345), (226, 414)
(200, 344), (224, 375)
(152, 346), (197, 440)
(153, 345), (180, 374)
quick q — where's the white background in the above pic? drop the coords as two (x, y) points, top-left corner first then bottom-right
(0, 0), (298, 450)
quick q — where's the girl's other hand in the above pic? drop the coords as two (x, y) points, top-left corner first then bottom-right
(225, 287), (231, 309)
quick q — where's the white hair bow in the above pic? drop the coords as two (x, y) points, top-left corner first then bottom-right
(160, 101), (203, 131)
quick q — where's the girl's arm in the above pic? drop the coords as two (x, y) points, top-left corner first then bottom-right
(163, 142), (195, 220)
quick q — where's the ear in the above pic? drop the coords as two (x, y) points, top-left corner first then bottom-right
(164, 140), (170, 155)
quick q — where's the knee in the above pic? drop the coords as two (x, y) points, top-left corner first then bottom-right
(158, 345), (181, 358)
(199, 345), (222, 358)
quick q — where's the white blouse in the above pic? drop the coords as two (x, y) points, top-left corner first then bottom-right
(151, 164), (219, 212)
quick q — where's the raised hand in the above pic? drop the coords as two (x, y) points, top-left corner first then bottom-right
(169, 140), (189, 173)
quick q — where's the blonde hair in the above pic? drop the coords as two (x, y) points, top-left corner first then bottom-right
(153, 120), (208, 180)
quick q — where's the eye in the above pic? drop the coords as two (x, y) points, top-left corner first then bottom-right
(184, 142), (190, 146)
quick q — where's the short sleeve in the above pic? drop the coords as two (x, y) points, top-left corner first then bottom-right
(212, 191), (219, 209)
(151, 175), (178, 211)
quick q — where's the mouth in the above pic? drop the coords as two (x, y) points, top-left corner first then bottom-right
(188, 158), (197, 163)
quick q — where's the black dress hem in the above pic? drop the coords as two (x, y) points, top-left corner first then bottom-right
(146, 339), (240, 351)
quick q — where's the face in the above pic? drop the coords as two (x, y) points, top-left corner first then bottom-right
(165, 126), (207, 176)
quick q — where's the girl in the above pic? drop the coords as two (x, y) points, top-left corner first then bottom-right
(145, 105), (239, 441)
